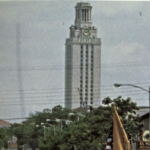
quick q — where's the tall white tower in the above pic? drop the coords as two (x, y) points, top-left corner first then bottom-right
(65, 2), (101, 109)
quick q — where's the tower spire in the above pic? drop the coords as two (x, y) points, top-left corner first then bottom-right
(75, 3), (92, 29)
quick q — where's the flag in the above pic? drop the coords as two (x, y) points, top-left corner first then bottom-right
(113, 104), (132, 150)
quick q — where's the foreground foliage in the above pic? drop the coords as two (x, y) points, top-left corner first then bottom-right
(0, 96), (142, 150)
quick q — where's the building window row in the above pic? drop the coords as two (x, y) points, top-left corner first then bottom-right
(91, 46), (94, 103)
(80, 45), (83, 102)
(80, 45), (95, 104)
(85, 45), (89, 101)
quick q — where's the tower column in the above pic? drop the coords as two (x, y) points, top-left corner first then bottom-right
(86, 9), (88, 22)
(76, 9), (77, 21)
(87, 9), (89, 21)
(90, 9), (91, 20)
(80, 9), (82, 22)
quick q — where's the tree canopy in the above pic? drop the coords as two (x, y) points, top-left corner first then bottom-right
(0, 97), (143, 150)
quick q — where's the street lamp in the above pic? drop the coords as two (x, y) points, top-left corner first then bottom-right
(69, 113), (85, 121)
(36, 125), (46, 139)
(46, 118), (73, 131)
(41, 123), (55, 136)
(46, 119), (63, 131)
(114, 83), (150, 148)
(55, 119), (73, 130)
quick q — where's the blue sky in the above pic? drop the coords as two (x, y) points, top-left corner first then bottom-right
(0, 1), (150, 123)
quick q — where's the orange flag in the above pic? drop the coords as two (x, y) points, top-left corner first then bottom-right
(113, 104), (132, 150)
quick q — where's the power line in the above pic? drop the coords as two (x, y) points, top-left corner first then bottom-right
(0, 82), (149, 92)
(1, 60), (150, 71)
(0, 86), (148, 102)
(0, 96), (148, 106)
(0, 90), (147, 101)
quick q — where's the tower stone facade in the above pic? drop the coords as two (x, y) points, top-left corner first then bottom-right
(65, 2), (101, 109)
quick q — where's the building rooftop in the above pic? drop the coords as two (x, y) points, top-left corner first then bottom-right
(0, 119), (11, 128)
(136, 107), (149, 117)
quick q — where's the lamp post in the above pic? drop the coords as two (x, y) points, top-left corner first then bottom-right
(36, 125), (46, 139)
(56, 119), (73, 130)
(114, 83), (150, 148)
(46, 119), (63, 131)
(41, 123), (55, 136)
(69, 113), (85, 121)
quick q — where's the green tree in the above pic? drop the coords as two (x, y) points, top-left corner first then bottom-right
(27, 105), (72, 150)
(9, 122), (38, 150)
(59, 106), (113, 150)
(8, 99), (142, 150)
(102, 96), (143, 140)
(59, 97), (142, 150)
(0, 128), (9, 149)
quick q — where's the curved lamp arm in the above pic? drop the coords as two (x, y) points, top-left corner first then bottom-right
(114, 84), (149, 93)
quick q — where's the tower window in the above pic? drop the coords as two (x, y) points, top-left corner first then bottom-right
(86, 45), (88, 49)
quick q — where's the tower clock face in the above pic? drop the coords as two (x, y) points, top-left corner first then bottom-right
(82, 27), (90, 35)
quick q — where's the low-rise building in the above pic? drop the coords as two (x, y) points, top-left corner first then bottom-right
(0, 119), (11, 128)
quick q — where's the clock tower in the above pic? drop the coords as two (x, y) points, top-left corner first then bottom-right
(65, 2), (101, 109)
